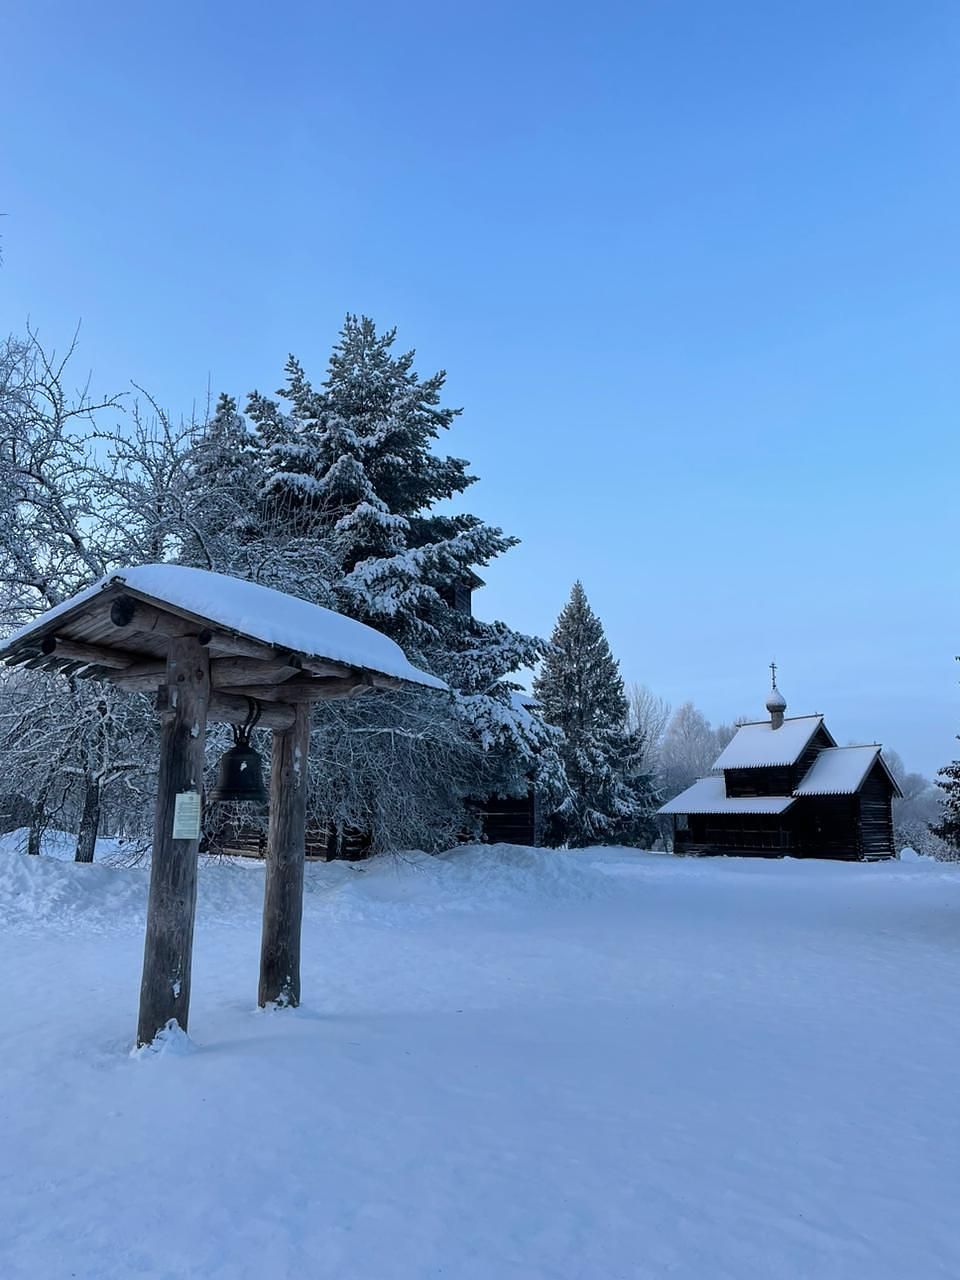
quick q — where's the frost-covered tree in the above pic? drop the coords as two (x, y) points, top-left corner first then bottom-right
(627, 682), (671, 779)
(879, 749), (943, 855)
(0, 329), (115, 620)
(534, 582), (654, 847)
(659, 702), (736, 799)
(94, 397), (200, 568)
(0, 329), (154, 858)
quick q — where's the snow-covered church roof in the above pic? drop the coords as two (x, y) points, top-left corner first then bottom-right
(659, 776), (796, 816)
(713, 715), (833, 770)
(0, 565), (447, 691)
(660, 745), (900, 816)
(793, 745), (894, 797)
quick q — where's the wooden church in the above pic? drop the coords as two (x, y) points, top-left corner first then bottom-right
(659, 674), (902, 860)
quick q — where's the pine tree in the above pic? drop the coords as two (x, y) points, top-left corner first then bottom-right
(534, 582), (655, 847)
(929, 751), (960, 853)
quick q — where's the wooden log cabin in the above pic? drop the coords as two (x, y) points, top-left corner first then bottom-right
(659, 680), (901, 860)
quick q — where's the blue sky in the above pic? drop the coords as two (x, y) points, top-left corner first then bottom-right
(2, 1), (957, 773)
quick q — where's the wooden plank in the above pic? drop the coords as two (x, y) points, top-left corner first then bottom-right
(39, 635), (136, 670)
(112, 591), (279, 660)
(108, 659), (168, 693)
(207, 690), (296, 730)
(3, 649), (41, 668)
(259, 701), (311, 1008)
(299, 656), (356, 679)
(21, 655), (55, 670)
(110, 594), (212, 644)
(210, 656), (303, 688)
(117, 655), (308, 697)
(220, 676), (371, 703)
(74, 664), (121, 682)
(136, 635), (210, 1048)
(300, 658), (400, 689)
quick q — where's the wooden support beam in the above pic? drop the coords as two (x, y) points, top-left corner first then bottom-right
(219, 676), (371, 703)
(111, 592), (294, 661)
(207, 690), (296, 730)
(110, 595), (212, 646)
(366, 674), (404, 691)
(136, 635), (210, 1048)
(21, 655), (55, 670)
(3, 649), (41, 668)
(259, 701), (311, 1008)
(299, 656), (355, 679)
(210, 656), (303, 688)
(40, 635), (136, 670)
(208, 634), (292, 660)
(74, 665), (118, 681)
(109, 660), (168, 693)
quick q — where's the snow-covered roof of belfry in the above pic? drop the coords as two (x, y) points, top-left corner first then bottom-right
(659, 776), (796, 816)
(713, 715), (833, 770)
(0, 565), (447, 691)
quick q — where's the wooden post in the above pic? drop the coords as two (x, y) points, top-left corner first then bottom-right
(259, 701), (310, 1008)
(136, 635), (210, 1048)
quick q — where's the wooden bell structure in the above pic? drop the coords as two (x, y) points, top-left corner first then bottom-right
(0, 565), (445, 1047)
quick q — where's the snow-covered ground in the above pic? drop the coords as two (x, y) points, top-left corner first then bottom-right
(2, 838), (959, 1279)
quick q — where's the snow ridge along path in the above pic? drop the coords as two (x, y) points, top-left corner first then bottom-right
(1, 840), (959, 1279)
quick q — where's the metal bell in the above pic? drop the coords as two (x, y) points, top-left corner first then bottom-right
(210, 701), (268, 807)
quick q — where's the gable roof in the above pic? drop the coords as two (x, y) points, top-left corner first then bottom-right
(659, 775), (796, 816)
(659, 743), (902, 817)
(0, 565), (447, 691)
(794, 746), (902, 797)
(713, 715), (835, 770)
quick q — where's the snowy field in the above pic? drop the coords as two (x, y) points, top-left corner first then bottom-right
(2, 839), (959, 1280)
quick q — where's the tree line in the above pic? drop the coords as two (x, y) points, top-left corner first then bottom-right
(0, 317), (953, 861)
(0, 319), (655, 858)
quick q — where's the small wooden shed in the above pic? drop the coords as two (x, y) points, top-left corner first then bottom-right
(659, 681), (901, 861)
(0, 564), (446, 1045)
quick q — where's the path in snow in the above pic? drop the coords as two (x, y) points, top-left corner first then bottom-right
(1, 841), (959, 1279)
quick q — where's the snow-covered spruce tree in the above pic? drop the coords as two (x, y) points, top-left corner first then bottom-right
(233, 316), (564, 846)
(929, 752), (960, 857)
(534, 582), (655, 847)
(170, 394), (260, 572)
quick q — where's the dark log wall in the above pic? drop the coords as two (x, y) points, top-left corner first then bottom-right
(725, 766), (795, 797)
(677, 813), (792, 857)
(438, 583), (474, 616)
(858, 761), (896, 859)
(478, 792), (539, 846)
(791, 796), (860, 860)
